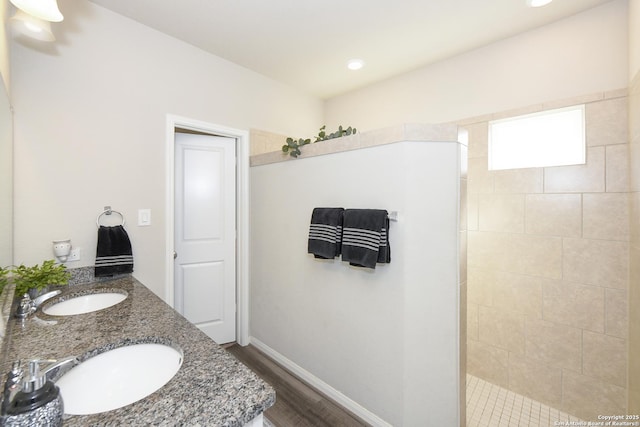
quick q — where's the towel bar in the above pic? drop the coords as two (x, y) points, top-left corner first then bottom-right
(96, 206), (126, 228)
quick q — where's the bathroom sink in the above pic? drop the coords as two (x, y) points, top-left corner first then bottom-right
(42, 292), (127, 316)
(55, 343), (183, 415)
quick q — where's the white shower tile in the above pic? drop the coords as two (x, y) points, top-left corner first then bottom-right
(466, 374), (584, 427)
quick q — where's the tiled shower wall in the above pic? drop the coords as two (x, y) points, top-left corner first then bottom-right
(629, 72), (640, 415)
(464, 90), (629, 421)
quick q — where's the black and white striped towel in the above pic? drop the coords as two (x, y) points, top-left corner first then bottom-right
(308, 208), (344, 259)
(342, 209), (390, 269)
(95, 225), (134, 277)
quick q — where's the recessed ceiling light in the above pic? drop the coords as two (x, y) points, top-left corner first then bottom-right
(527, 0), (552, 7)
(347, 59), (365, 71)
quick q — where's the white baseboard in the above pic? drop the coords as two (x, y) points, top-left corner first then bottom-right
(249, 337), (393, 427)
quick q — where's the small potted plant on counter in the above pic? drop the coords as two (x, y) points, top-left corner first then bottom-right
(12, 260), (70, 298)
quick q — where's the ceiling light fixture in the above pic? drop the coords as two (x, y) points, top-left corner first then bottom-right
(347, 59), (365, 71)
(10, 9), (55, 41)
(9, 0), (64, 22)
(526, 0), (553, 7)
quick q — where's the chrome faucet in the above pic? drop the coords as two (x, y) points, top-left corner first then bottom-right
(0, 357), (79, 414)
(40, 356), (79, 382)
(14, 290), (62, 318)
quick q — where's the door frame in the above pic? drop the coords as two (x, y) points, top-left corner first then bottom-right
(165, 114), (250, 346)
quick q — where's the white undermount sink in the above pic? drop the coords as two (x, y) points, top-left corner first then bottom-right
(43, 292), (127, 316)
(55, 343), (183, 415)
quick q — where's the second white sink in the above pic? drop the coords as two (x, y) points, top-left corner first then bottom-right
(55, 343), (183, 415)
(43, 292), (127, 316)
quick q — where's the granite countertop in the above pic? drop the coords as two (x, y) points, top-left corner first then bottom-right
(1, 277), (275, 426)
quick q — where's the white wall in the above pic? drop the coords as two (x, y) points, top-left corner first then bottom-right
(250, 137), (463, 426)
(0, 0), (11, 270)
(631, 0), (640, 79)
(10, 0), (323, 298)
(0, 0), (8, 90)
(324, 0), (628, 129)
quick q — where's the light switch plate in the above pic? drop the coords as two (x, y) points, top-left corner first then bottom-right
(138, 209), (151, 226)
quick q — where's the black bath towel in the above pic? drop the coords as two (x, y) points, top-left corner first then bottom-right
(95, 225), (134, 277)
(341, 209), (390, 269)
(308, 207), (344, 259)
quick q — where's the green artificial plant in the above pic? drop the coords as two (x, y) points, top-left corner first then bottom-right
(12, 260), (70, 296)
(282, 125), (357, 158)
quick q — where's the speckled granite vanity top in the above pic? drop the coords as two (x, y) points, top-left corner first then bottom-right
(2, 277), (275, 426)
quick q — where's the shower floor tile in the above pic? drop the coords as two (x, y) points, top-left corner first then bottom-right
(467, 374), (584, 427)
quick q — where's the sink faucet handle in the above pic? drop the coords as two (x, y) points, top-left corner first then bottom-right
(4, 361), (23, 390)
(9, 361), (22, 378)
(15, 294), (35, 318)
(39, 357), (79, 381)
(32, 290), (62, 308)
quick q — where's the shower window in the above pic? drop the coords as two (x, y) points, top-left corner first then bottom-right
(488, 105), (585, 171)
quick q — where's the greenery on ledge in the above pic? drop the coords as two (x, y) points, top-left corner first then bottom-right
(282, 125), (357, 158)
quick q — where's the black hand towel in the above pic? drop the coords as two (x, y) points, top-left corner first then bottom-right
(95, 225), (134, 277)
(308, 207), (344, 259)
(342, 209), (391, 269)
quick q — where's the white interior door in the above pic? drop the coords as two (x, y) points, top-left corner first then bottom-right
(174, 132), (236, 344)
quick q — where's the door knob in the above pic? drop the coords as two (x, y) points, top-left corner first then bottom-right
(173, 251), (177, 259)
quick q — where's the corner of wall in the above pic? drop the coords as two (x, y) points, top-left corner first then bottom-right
(0, 0), (10, 92)
(630, 0), (640, 80)
(627, 67), (640, 416)
(628, 0), (640, 413)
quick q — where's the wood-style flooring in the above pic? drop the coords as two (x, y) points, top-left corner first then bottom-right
(225, 344), (371, 427)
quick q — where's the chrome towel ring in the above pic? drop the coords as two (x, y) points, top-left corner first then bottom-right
(96, 206), (126, 228)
